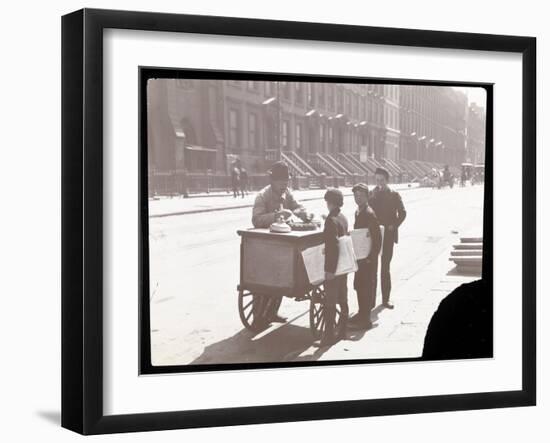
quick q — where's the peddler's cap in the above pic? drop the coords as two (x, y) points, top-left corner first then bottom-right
(324, 188), (344, 207)
(374, 167), (390, 180)
(352, 183), (369, 194)
(269, 161), (291, 180)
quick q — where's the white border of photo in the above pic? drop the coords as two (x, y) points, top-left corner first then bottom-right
(103, 29), (522, 415)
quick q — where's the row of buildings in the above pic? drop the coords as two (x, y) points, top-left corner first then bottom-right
(146, 78), (486, 190)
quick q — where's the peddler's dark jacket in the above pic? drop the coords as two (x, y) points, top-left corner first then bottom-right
(354, 204), (382, 262)
(369, 186), (407, 243)
(324, 208), (349, 274)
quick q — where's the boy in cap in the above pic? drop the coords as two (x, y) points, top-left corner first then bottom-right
(314, 188), (350, 347)
(369, 167), (407, 309)
(350, 183), (382, 329)
(251, 161), (308, 324)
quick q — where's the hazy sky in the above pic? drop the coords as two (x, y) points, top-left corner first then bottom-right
(455, 87), (487, 107)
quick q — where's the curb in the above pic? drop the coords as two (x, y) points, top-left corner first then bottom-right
(149, 184), (419, 218)
(150, 193), (346, 218)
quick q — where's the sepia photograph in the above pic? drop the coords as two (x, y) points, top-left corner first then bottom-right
(141, 71), (491, 371)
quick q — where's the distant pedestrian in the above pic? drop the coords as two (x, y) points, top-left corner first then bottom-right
(230, 159), (243, 198)
(350, 183), (382, 330)
(239, 168), (249, 197)
(369, 167), (407, 309)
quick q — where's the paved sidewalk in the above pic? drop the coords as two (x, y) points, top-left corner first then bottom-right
(149, 183), (419, 217)
(149, 185), (484, 365)
(293, 234), (480, 361)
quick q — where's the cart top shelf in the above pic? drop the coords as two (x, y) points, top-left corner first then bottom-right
(237, 228), (323, 241)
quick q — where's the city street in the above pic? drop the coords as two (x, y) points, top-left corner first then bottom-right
(148, 184), (484, 367)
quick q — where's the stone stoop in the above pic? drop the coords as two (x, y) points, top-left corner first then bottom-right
(449, 236), (483, 274)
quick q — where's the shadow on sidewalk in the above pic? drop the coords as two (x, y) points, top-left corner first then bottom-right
(370, 304), (386, 323)
(188, 323), (320, 365)
(446, 266), (482, 277)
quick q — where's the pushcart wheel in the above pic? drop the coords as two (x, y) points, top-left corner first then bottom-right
(309, 286), (343, 339)
(238, 289), (269, 332)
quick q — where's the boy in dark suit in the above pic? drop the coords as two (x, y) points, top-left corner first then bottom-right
(314, 189), (349, 347)
(369, 167), (407, 309)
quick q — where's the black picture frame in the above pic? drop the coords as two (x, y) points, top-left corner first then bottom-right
(62, 8), (536, 435)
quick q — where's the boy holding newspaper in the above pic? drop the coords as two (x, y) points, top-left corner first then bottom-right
(314, 189), (353, 347)
(350, 183), (382, 330)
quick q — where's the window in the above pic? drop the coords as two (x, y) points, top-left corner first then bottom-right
(327, 85), (334, 111)
(248, 113), (258, 150)
(282, 120), (289, 149)
(307, 83), (315, 107)
(295, 83), (304, 104)
(229, 108), (240, 148)
(280, 82), (291, 100)
(340, 91), (348, 114)
(176, 79), (193, 89)
(296, 123), (303, 150)
(318, 84), (325, 108)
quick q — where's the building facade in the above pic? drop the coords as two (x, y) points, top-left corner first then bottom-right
(399, 85), (468, 166)
(147, 79), (478, 176)
(466, 102), (487, 164)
